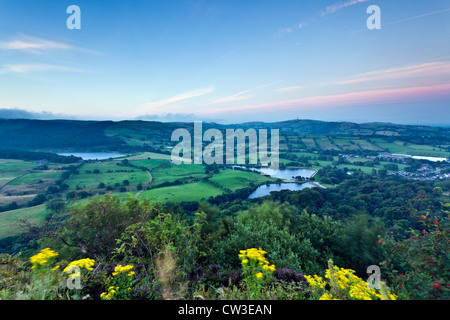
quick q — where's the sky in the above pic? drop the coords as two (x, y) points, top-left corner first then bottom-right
(0, 0), (449, 125)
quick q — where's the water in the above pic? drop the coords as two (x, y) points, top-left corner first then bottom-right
(260, 167), (316, 180)
(230, 165), (318, 199)
(248, 182), (317, 199)
(57, 152), (128, 160)
(411, 156), (448, 162)
(232, 165), (316, 180)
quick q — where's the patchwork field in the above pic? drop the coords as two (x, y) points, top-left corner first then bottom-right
(0, 130), (449, 242)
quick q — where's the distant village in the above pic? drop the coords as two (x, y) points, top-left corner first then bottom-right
(341, 153), (450, 181)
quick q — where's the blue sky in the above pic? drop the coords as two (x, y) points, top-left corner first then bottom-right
(0, 0), (449, 125)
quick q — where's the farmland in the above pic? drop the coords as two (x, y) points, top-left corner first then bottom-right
(0, 119), (449, 243)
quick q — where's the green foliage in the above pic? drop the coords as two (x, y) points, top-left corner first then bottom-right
(212, 217), (320, 274)
(113, 210), (206, 276)
(62, 194), (156, 258)
(333, 214), (386, 275)
(382, 199), (450, 300)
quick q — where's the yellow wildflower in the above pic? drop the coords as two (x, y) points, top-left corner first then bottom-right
(319, 292), (338, 300)
(112, 264), (134, 276)
(29, 248), (59, 268)
(63, 258), (95, 272)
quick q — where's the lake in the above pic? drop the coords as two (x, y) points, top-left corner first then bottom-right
(57, 152), (128, 160)
(232, 165), (316, 180)
(248, 182), (317, 199)
(411, 156), (448, 162)
(230, 165), (318, 199)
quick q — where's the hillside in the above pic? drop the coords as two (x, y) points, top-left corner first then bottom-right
(1, 118), (450, 153)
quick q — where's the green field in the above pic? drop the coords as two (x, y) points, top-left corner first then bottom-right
(315, 137), (341, 151)
(8, 171), (62, 186)
(0, 159), (37, 187)
(139, 181), (223, 203)
(146, 162), (207, 186)
(1, 130), (449, 242)
(368, 138), (450, 157)
(124, 152), (172, 161)
(0, 204), (49, 239)
(65, 162), (151, 189)
(331, 137), (360, 151)
(209, 169), (275, 191)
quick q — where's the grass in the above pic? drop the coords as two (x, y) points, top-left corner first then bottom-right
(0, 205), (49, 239)
(209, 169), (275, 191)
(351, 139), (384, 152)
(369, 138), (450, 157)
(8, 171), (62, 186)
(315, 137), (341, 151)
(331, 137), (360, 151)
(301, 138), (316, 149)
(0, 159), (37, 187)
(139, 181), (223, 203)
(64, 162), (151, 189)
(124, 152), (172, 161)
(148, 163), (207, 187)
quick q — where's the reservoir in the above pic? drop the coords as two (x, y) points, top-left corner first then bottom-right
(231, 165), (316, 180)
(411, 156), (448, 162)
(230, 166), (319, 199)
(248, 182), (317, 199)
(57, 152), (128, 160)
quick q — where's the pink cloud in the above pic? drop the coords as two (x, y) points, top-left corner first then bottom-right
(337, 62), (450, 85)
(205, 83), (450, 115)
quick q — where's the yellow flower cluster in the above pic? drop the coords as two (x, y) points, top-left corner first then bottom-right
(238, 248), (276, 272)
(326, 266), (383, 300)
(112, 264), (135, 277)
(306, 263), (398, 301)
(63, 258), (96, 273)
(304, 275), (327, 289)
(29, 248), (59, 269)
(319, 292), (338, 300)
(100, 286), (119, 300)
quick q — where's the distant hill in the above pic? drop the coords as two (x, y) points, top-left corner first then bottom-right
(223, 119), (450, 137)
(1, 118), (449, 152)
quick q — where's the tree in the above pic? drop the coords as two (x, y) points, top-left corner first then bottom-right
(45, 199), (66, 214)
(333, 214), (386, 276)
(382, 200), (450, 300)
(212, 217), (321, 274)
(433, 187), (443, 196)
(61, 194), (155, 258)
(28, 193), (47, 206)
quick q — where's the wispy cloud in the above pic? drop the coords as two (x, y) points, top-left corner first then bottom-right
(205, 83), (450, 115)
(0, 34), (99, 54)
(276, 85), (305, 92)
(384, 7), (450, 27)
(0, 63), (83, 74)
(337, 61), (450, 85)
(211, 82), (279, 104)
(321, 0), (369, 16)
(136, 86), (215, 115)
(276, 22), (307, 36)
